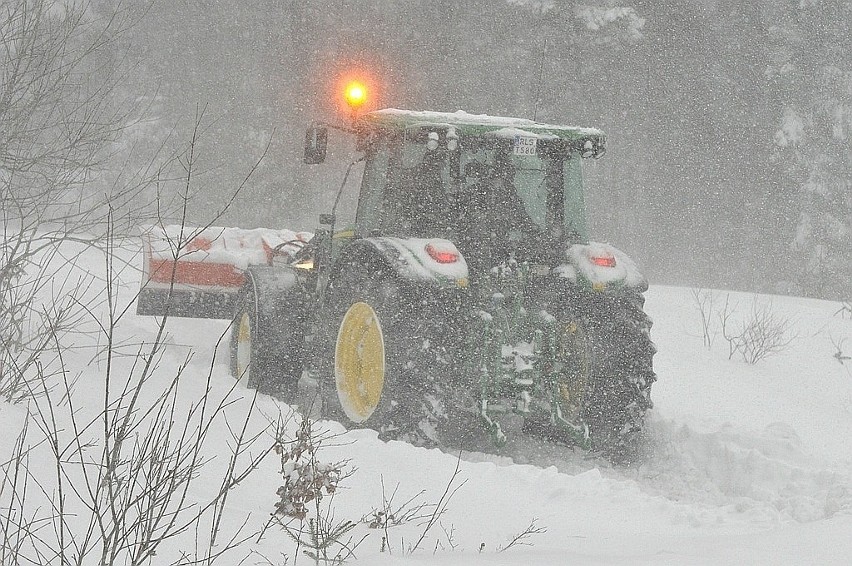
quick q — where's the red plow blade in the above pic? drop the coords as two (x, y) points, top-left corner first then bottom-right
(137, 225), (312, 319)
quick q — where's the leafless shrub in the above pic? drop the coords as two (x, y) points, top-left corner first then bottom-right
(721, 298), (798, 364)
(435, 523), (458, 553)
(359, 465), (469, 558)
(3, 97), (268, 406)
(2, 70), (274, 564)
(269, 415), (363, 565)
(364, 479), (430, 527)
(830, 336), (850, 365)
(691, 290), (798, 365)
(406, 453), (466, 555)
(0, 0), (156, 402)
(835, 301), (852, 319)
(362, 478), (434, 555)
(716, 294), (740, 360)
(267, 425), (469, 563)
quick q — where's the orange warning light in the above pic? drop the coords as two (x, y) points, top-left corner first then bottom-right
(343, 80), (367, 110)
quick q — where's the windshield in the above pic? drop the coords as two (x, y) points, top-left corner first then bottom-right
(374, 132), (588, 264)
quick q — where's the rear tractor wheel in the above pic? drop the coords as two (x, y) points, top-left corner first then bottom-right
(580, 295), (656, 462)
(334, 301), (386, 423)
(321, 263), (453, 445)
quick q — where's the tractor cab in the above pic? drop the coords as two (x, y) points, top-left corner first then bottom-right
(342, 109), (605, 269)
(296, 109), (655, 456)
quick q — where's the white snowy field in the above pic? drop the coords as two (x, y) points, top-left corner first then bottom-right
(2, 241), (851, 565)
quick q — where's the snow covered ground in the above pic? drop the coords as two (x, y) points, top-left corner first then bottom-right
(2, 241), (851, 565)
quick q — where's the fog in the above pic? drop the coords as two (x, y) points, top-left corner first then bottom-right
(3, 3), (851, 562)
(114, 0), (851, 299)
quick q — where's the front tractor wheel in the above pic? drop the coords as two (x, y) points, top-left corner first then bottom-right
(522, 319), (592, 448)
(228, 281), (302, 402)
(555, 320), (592, 428)
(522, 295), (655, 462)
(232, 311), (258, 388)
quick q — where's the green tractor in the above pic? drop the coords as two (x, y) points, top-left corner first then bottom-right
(223, 108), (656, 460)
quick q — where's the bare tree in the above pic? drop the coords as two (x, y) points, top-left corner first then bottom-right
(0, 0), (165, 401)
(0, 0), (149, 223)
(691, 288), (717, 348)
(1, 113), (277, 563)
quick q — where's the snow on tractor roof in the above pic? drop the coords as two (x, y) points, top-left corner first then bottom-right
(363, 108), (605, 141)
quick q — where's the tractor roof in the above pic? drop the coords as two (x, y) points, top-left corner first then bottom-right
(361, 108), (604, 142)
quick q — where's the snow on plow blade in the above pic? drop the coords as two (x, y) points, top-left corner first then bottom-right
(137, 225), (311, 319)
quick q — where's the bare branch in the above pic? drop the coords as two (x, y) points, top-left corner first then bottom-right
(497, 518), (547, 552)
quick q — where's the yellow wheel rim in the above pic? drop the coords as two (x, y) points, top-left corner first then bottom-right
(235, 312), (252, 383)
(335, 302), (385, 423)
(558, 321), (589, 417)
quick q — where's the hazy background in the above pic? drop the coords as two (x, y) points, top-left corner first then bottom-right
(96, 0), (851, 299)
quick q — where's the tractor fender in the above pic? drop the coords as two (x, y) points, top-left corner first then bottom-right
(553, 241), (648, 293)
(333, 237), (469, 290)
(241, 265), (310, 355)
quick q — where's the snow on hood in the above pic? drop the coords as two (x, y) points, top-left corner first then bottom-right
(371, 108), (603, 137)
(369, 237), (469, 284)
(487, 127), (559, 140)
(563, 241), (646, 288)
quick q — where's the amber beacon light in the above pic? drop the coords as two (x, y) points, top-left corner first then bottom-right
(344, 81), (367, 110)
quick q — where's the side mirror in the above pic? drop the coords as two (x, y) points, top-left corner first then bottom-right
(304, 124), (328, 164)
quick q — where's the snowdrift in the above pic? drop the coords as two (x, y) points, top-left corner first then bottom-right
(1, 240), (850, 565)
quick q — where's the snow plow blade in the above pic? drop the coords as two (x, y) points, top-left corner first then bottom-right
(137, 225), (311, 319)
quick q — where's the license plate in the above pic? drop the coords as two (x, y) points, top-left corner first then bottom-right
(513, 135), (537, 156)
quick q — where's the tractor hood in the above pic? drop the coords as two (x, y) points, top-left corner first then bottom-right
(364, 237), (470, 288)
